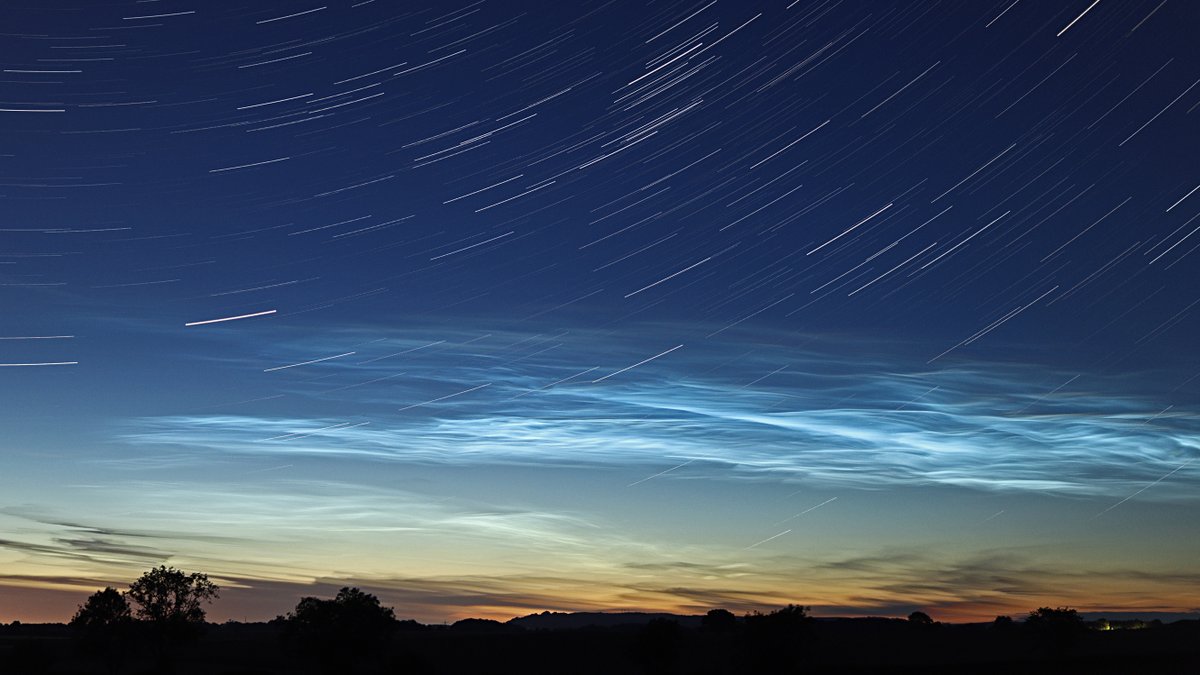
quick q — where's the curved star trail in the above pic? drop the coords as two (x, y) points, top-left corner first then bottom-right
(1, 0), (1197, 624)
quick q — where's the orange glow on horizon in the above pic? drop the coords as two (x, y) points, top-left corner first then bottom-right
(4, 578), (1197, 626)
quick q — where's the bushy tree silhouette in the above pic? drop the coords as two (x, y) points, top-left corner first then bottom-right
(745, 604), (812, 631)
(281, 587), (398, 673)
(742, 605), (814, 671)
(1025, 606), (1083, 628)
(71, 586), (132, 629)
(908, 610), (934, 625)
(126, 565), (219, 669)
(1025, 606), (1086, 653)
(701, 608), (737, 633)
(70, 587), (133, 674)
(126, 565), (219, 628)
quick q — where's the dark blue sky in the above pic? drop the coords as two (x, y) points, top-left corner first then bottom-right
(2, 0), (1199, 623)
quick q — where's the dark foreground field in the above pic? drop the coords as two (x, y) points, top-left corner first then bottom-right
(2, 615), (1198, 675)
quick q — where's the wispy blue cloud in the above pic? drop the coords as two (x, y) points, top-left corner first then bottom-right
(113, 326), (1200, 499)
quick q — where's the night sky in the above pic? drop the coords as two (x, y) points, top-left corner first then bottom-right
(2, 0), (1199, 624)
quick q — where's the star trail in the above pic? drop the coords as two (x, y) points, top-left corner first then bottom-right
(1, 0), (1198, 624)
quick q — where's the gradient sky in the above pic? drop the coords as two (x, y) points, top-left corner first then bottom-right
(2, 0), (1199, 624)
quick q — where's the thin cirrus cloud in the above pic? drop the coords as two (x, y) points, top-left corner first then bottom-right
(4, 468), (1198, 623)
(1, 477), (754, 622)
(0, 479), (661, 594)
(113, 326), (1199, 500)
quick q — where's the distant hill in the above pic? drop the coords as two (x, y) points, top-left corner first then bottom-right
(505, 611), (1200, 631)
(508, 611), (703, 630)
(1079, 611), (1199, 623)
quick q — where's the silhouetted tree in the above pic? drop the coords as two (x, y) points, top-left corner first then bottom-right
(281, 587), (398, 673)
(70, 587), (133, 674)
(761, 604), (813, 629)
(699, 609), (739, 673)
(1025, 606), (1084, 630)
(127, 565), (219, 628)
(742, 605), (814, 671)
(126, 566), (219, 669)
(72, 586), (132, 629)
(908, 610), (933, 625)
(701, 608), (737, 632)
(1025, 606), (1086, 653)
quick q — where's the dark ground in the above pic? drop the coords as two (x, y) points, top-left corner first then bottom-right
(1, 617), (1197, 675)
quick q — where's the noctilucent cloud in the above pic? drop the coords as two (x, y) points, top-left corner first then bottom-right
(2, 0), (1198, 623)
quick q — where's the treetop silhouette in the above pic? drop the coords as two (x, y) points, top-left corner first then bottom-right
(126, 565), (219, 627)
(70, 587), (132, 630)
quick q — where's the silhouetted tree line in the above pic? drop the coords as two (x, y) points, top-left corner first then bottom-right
(59, 567), (411, 674)
(273, 586), (401, 674)
(68, 565), (218, 673)
(0, 565), (1187, 674)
